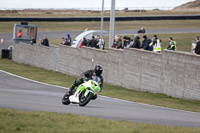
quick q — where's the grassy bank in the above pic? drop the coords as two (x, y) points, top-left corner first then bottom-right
(1, 20), (200, 33)
(1, 10), (200, 17)
(1, 108), (200, 133)
(0, 58), (200, 113)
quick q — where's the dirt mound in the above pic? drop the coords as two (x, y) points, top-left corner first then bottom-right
(173, 0), (200, 11)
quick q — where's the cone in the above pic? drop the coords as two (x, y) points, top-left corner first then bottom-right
(1, 38), (3, 44)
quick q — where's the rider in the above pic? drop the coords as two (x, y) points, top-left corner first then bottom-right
(68, 64), (104, 95)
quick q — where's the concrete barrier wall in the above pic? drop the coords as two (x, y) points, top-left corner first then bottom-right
(12, 43), (200, 101)
(162, 50), (200, 100)
(12, 43), (57, 71)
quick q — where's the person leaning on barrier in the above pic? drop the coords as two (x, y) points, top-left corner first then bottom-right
(195, 36), (200, 55)
(112, 35), (122, 49)
(66, 34), (71, 46)
(149, 35), (161, 53)
(141, 35), (151, 50)
(123, 36), (131, 48)
(60, 37), (65, 45)
(40, 35), (49, 47)
(130, 35), (141, 49)
(166, 37), (177, 51)
(90, 36), (99, 48)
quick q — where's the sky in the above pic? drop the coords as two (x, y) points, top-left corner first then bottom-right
(0, 0), (196, 10)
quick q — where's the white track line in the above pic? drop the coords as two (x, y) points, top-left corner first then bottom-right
(0, 70), (68, 90)
(0, 69), (200, 115)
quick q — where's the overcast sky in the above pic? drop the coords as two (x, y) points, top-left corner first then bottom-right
(0, 0), (195, 10)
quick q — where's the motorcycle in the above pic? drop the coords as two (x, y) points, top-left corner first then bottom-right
(62, 76), (101, 106)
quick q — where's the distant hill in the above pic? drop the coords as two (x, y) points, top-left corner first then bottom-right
(173, 0), (200, 11)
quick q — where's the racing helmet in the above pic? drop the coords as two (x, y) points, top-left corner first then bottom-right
(94, 64), (103, 76)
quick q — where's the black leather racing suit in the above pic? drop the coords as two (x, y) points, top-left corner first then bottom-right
(69, 70), (103, 93)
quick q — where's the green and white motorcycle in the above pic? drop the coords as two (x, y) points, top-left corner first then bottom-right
(62, 77), (101, 106)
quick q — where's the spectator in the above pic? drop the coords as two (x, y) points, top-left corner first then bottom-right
(17, 29), (23, 38)
(166, 37), (177, 51)
(82, 38), (88, 47)
(90, 36), (99, 48)
(79, 38), (88, 48)
(40, 35), (49, 47)
(60, 37), (65, 45)
(112, 35), (122, 49)
(195, 36), (200, 55)
(149, 35), (161, 53)
(96, 35), (105, 49)
(123, 36), (131, 48)
(130, 35), (140, 49)
(88, 36), (94, 47)
(141, 35), (151, 50)
(63, 38), (71, 46)
(66, 34), (71, 46)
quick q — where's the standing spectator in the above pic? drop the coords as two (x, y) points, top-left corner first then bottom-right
(90, 36), (99, 48)
(141, 35), (151, 50)
(40, 35), (49, 47)
(82, 38), (88, 47)
(63, 38), (71, 46)
(96, 35), (105, 49)
(17, 29), (23, 38)
(60, 37), (65, 45)
(130, 36), (140, 49)
(123, 36), (131, 48)
(149, 35), (161, 53)
(66, 34), (71, 46)
(79, 38), (88, 48)
(195, 36), (200, 55)
(98, 38), (105, 49)
(167, 37), (177, 51)
(112, 35), (122, 49)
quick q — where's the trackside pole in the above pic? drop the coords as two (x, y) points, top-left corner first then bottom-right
(100, 0), (104, 46)
(109, 0), (116, 47)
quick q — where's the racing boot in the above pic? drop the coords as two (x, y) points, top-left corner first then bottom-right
(68, 82), (76, 95)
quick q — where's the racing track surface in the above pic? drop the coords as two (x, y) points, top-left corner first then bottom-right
(1, 28), (200, 50)
(0, 70), (200, 128)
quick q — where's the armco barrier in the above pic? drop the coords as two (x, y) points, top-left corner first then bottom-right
(12, 43), (200, 101)
(1, 15), (200, 22)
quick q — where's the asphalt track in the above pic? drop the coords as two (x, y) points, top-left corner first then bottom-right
(1, 28), (200, 50)
(1, 70), (200, 128)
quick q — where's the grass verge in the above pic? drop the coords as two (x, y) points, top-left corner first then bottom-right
(1, 108), (200, 133)
(1, 10), (200, 17)
(0, 58), (200, 113)
(1, 20), (200, 33)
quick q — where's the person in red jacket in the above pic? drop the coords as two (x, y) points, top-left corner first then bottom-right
(17, 29), (23, 38)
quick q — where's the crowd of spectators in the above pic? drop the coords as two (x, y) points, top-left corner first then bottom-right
(79, 35), (105, 49)
(39, 32), (200, 55)
(112, 34), (173, 53)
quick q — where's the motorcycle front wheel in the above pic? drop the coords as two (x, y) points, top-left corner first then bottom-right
(79, 91), (93, 106)
(62, 93), (71, 105)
